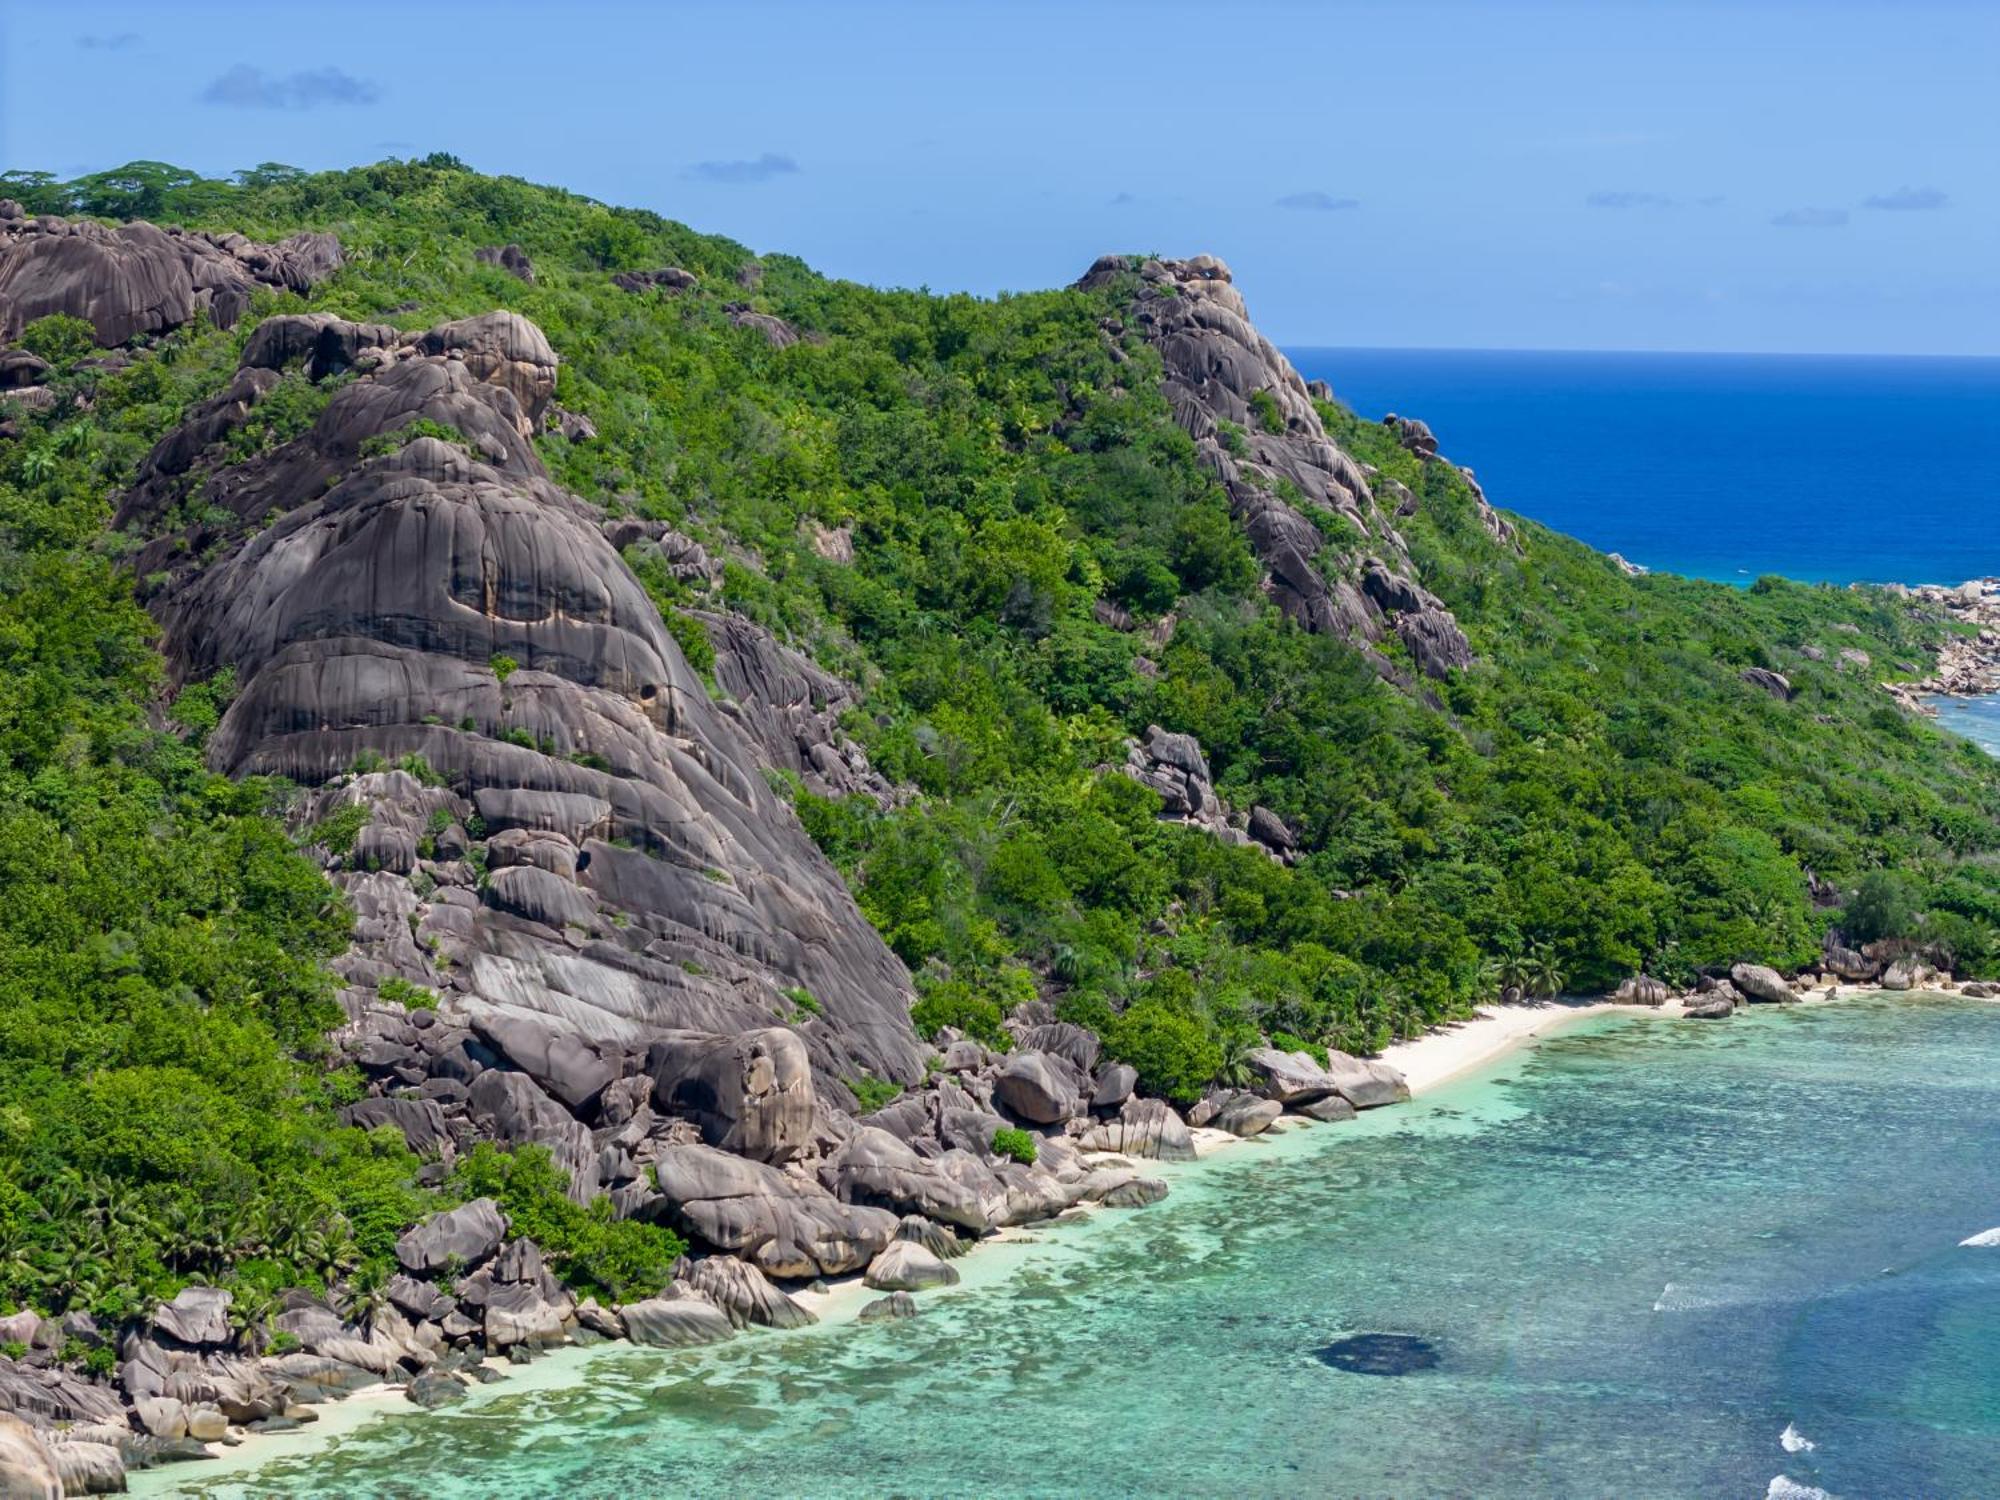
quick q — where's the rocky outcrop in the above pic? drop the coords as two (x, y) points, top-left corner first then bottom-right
(652, 1144), (899, 1277)
(649, 1028), (815, 1163)
(1121, 724), (1298, 860)
(863, 1241), (960, 1292)
(1729, 963), (1797, 1005)
(726, 303), (799, 348)
(697, 609), (895, 802)
(1243, 1046), (1407, 1109)
(109, 307), (928, 1205)
(1074, 254), (1472, 679)
(475, 243), (535, 284)
(1740, 667), (1795, 701)
(612, 267), (698, 294)
(394, 1199), (507, 1273)
(0, 213), (340, 345)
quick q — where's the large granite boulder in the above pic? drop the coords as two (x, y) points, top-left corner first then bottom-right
(395, 1198), (507, 1274)
(683, 1257), (814, 1330)
(1729, 963), (1796, 1005)
(0, 1413), (58, 1500)
(863, 1241), (960, 1293)
(826, 1128), (996, 1232)
(619, 1291), (734, 1348)
(652, 1144), (898, 1278)
(467, 1009), (621, 1116)
(1205, 1090), (1282, 1138)
(1076, 1097), (1196, 1161)
(153, 1285), (232, 1346)
(649, 1028), (815, 1162)
(1244, 1046), (1406, 1109)
(992, 1049), (1088, 1125)
(0, 216), (340, 346)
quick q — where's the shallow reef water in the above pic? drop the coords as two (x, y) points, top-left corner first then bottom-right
(143, 995), (2000, 1499)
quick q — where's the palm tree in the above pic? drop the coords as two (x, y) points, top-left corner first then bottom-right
(1523, 942), (1567, 1001)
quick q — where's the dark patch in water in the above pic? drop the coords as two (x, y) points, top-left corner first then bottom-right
(1314, 1333), (1439, 1375)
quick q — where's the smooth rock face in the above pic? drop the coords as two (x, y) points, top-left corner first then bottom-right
(618, 1293), (734, 1348)
(683, 1257), (815, 1330)
(652, 1144), (898, 1278)
(828, 1128), (995, 1232)
(0, 215), (341, 346)
(0, 1412), (58, 1500)
(153, 1286), (232, 1346)
(1091, 1063), (1137, 1110)
(1208, 1091), (1283, 1138)
(863, 1241), (961, 1293)
(1076, 1097), (1196, 1162)
(114, 310), (928, 1174)
(649, 1028), (815, 1162)
(1683, 994), (1736, 1020)
(992, 1050), (1087, 1125)
(1729, 964), (1796, 1005)
(394, 1198), (507, 1274)
(1248, 1046), (1408, 1110)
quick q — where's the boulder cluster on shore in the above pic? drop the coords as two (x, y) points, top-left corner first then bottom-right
(0, 1020), (1405, 1495)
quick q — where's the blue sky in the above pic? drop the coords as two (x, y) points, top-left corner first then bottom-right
(2, 0), (1993, 354)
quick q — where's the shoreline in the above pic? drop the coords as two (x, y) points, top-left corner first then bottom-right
(140, 984), (1971, 1494)
(127, 994), (1688, 1494)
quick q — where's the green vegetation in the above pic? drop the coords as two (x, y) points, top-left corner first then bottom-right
(4, 153), (2000, 1337)
(452, 1145), (683, 1303)
(990, 1127), (1038, 1165)
(847, 1075), (904, 1114)
(785, 985), (823, 1017)
(359, 416), (471, 459)
(376, 977), (437, 1010)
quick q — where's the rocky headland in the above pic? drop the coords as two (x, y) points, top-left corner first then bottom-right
(4, 180), (2000, 1498)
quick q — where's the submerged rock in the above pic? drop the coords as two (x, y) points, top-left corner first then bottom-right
(856, 1292), (920, 1323)
(1313, 1333), (1440, 1375)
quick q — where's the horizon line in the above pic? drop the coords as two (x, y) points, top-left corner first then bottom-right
(1276, 341), (2000, 361)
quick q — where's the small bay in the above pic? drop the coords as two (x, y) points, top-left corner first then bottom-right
(149, 995), (2000, 1498)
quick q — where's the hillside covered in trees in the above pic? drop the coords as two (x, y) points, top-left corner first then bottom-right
(1, 157), (1998, 1469)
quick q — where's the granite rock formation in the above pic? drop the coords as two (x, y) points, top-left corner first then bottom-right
(1074, 254), (1475, 679)
(0, 211), (340, 345)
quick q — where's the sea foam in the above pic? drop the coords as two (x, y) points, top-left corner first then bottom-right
(1766, 1478), (1831, 1500)
(1958, 1226), (2000, 1247)
(1780, 1424), (1815, 1454)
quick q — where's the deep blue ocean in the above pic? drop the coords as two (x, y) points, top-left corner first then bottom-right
(1287, 348), (2000, 586)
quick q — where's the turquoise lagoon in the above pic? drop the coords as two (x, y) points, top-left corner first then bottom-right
(145, 996), (2000, 1498)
